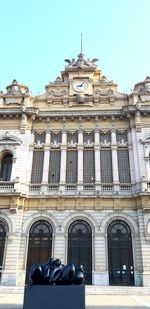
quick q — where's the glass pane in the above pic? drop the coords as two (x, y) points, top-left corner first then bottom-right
(51, 132), (62, 144)
(68, 220), (92, 285)
(48, 151), (61, 183)
(100, 132), (111, 143)
(34, 132), (46, 144)
(66, 150), (77, 183)
(118, 150), (131, 183)
(116, 131), (127, 144)
(26, 220), (53, 283)
(83, 132), (94, 144)
(83, 150), (95, 183)
(1, 155), (13, 181)
(100, 150), (113, 183)
(31, 151), (44, 183)
(67, 132), (78, 144)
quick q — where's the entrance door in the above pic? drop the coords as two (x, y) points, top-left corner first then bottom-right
(0, 221), (8, 280)
(108, 220), (134, 286)
(68, 220), (92, 285)
(26, 220), (53, 283)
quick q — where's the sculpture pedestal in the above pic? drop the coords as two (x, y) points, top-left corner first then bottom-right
(23, 285), (85, 309)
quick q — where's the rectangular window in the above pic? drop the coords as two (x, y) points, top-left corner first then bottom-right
(66, 150), (77, 183)
(116, 131), (127, 143)
(34, 132), (46, 144)
(67, 132), (78, 144)
(118, 149), (131, 183)
(100, 132), (111, 143)
(48, 151), (61, 183)
(31, 151), (44, 183)
(100, 150), (113, 183)
(83, 132), (94, 144)
(83, 150), (95, 183)
(51, 132), (62, 144)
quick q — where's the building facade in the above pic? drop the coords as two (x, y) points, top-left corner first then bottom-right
(0, 53), (150, 286)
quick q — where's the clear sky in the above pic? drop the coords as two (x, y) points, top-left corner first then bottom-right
(0, 0), (150, 95)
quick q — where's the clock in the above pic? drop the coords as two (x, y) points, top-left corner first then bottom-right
(73, 80), (88, 92)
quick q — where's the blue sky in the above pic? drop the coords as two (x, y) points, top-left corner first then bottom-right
(0, 0), (150, 95)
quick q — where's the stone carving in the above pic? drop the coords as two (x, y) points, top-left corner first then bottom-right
(48, 88), (68, 97)
(133, 76), (150, 93)
(94, 88), (113, 96)
(100, 140), (111, 147)
(117, 140), (128, 147)
(65, 53), (98, 69)
(29, 258), (84, 286)
(67, 140), (77, 148)
(54, 76), (63, 83)
(99, 76), (114, 84)
(84, 140), (94, 148)
(5, 79), (29, 96)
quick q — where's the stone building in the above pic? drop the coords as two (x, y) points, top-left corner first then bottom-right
(0, 52), (150, 286)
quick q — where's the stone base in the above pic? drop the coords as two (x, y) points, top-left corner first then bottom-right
(23, 285), (85, 309)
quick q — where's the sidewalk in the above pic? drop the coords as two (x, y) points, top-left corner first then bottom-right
(0, 287), (150, 309)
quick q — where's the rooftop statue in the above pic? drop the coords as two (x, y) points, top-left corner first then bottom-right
(29, 258), (84, 286)
(65, 53), (98, 69)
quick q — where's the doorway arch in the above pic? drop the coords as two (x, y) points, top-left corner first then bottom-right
(107, 220), (134, 286)
(68, 219), (92, 285)
(0, 220), (8, 279)
(26, 220), (53, 283)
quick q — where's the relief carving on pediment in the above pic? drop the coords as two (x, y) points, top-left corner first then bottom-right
(94, 88), (113, 96)
(48, 88), (68, 97)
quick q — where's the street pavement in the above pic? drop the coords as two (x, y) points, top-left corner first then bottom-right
(0, 288), (150, 309)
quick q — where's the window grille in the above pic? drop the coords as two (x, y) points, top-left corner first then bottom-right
(83, 150), (95, 183)
(1, 154), (13, 181)
(116, 131), (127, 143)
(66, 150), (77, 183)
(67, 132), (78, 144)
(117, 149), (131, 183)
(34, 132), (46, 144)
(83, 132), (94, 144)
(31, 150), (44, 183)
(26, 220), (52, 283)
(100, 131), (111, 144)
(51, 132), (62, 144)
(100, 150), (113, 183)
(48, 150), (61, 183)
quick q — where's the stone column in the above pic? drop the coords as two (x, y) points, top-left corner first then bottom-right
(111, 130), (119, 191)
(94, 129), (101, 192)
(59, 129), (67, 192)
(42, 130), (50, 192)
(77, 129), (83, 192)
(127, 130), (136, 191)
(26, 132), (34, 191)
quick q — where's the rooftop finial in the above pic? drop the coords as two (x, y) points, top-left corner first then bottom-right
(81, 32), (83, 54)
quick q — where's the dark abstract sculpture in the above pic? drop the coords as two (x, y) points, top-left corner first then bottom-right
(29, 258), (84, 286)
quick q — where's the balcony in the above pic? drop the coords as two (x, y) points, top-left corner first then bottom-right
(0, 178), (20, 193)
(27, 182), (133, 197)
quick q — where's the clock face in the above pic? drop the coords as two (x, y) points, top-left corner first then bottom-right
(73, 80), (88, 92)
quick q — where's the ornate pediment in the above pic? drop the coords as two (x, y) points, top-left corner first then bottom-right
(0, 132), (22, 145)
(48, 88), (68, 97)
(133, 76), (150, 93)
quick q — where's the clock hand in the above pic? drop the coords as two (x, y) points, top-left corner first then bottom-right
(77, 82), (84, 88)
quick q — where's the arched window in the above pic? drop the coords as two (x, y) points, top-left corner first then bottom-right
(1, 154), (13, 181)
(68, 219), (92, 285)
(0, 221), (8, 278)
(107, 220), (134, 286)
(26, 220), (53, 283)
